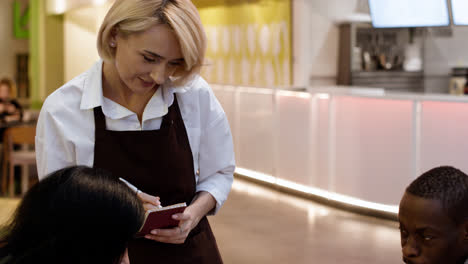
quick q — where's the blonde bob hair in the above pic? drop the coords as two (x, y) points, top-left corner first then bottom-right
(97, 0), (206, 85)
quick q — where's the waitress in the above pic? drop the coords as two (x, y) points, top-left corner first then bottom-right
(35, 0), (235, 263)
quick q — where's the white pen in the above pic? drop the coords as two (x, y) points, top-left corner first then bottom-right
(119, 177), (162, 208)
(119, 177), (139, 193)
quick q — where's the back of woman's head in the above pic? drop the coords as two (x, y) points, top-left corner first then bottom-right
(0, 166), (144, 264)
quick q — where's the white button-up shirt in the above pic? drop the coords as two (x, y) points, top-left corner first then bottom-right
(36, 60), (235, 213)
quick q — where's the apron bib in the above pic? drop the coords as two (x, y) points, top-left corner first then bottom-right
(93, 96), (223, 264)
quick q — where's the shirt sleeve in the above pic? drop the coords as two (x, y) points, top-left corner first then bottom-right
(36, 99), (76, 179)
(195, 84), (235, 215)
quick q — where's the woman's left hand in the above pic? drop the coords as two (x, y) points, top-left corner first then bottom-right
(144, 205), (201, 244)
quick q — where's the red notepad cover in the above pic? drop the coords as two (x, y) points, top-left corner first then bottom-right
(136, 203), (187, 237)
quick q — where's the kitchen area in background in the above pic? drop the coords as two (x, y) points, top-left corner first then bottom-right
(338, 0), (468, 94)
(14, 0), (468, 101)
(296, 0), (468, 95)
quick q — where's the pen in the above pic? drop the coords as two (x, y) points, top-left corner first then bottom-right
(119, 177), (139, 193)
(119, 177), (162, 208)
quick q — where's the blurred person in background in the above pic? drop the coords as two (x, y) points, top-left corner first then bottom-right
(0, 78), (22, 123)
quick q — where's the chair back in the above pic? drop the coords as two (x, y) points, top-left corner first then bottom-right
(4, 125), (36, 146)
(2, 125), (37, 196)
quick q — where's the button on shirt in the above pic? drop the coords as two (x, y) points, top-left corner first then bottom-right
(35, 60), (235, 213)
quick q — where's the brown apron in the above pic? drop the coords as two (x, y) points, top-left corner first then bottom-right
(93, 96), (223, 264)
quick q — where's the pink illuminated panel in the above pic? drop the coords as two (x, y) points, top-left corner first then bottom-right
(333, 96), (413, 205)
(316, 98), (330, 190)
(420, 101), (468, 174)
(276, 94), (312, 186)
(238, 92), (275, 175)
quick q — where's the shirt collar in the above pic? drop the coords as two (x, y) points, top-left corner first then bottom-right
(141, 87), (167, 121)
(80, 59), (104, 111)
(79, 60), (133, 120)
(162, 80), (188, 109)
(79, 59), (190, 120)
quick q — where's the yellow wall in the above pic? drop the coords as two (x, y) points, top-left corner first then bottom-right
(54, 0), (292, 88)
(31, 0), (65, 107)
(195, 0), (292, 87)
(44, 14), (64, 97)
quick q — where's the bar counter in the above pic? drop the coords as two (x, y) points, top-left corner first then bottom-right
(212, 85), (468, 219)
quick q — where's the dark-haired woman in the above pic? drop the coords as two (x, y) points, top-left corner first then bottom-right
(0, 166), (145, 264)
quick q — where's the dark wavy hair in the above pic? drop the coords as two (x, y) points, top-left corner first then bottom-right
(406, 165), (468, 225)
(0, 166), (144, 264)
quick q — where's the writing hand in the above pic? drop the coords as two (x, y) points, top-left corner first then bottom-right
(137, 191), (161, 211)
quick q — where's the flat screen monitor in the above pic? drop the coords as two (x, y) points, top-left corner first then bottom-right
(451, 0), (468, 25)
(368, 0), (450, 28)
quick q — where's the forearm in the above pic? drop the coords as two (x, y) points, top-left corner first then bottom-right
(197, 105), (235, 214)
(187, 191), (216, 221)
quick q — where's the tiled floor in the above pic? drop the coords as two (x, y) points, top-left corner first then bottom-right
(208, 178), (402, 264)
(0, 178), (403, 264)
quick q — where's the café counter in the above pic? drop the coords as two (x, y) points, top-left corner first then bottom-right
(212, 85), (468, 219)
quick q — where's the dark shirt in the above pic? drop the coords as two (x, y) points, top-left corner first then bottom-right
(0, 99), (22, 122)
(0, 99), (23, 142)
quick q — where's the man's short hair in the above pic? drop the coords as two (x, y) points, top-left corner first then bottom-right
(406, 166), (468, 225)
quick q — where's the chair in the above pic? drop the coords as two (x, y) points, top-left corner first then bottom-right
(2, 125), (36, 197)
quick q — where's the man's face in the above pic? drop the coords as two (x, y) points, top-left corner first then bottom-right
(398, 192), (467, 264)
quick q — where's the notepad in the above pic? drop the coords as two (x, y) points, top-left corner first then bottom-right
(136, 202), (187, 237)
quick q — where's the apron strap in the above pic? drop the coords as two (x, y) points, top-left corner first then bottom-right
(93, 106), (107, 133)
(161, 95), (179, 129)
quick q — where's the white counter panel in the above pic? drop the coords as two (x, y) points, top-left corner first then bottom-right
(213, 85), (468, 212)
(332, 96), (413, 205)
(315, 97), (331, 191)
(238, 90), (275, 176)
(276, 93), (313, 187)
(420, 101), (468, 175)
